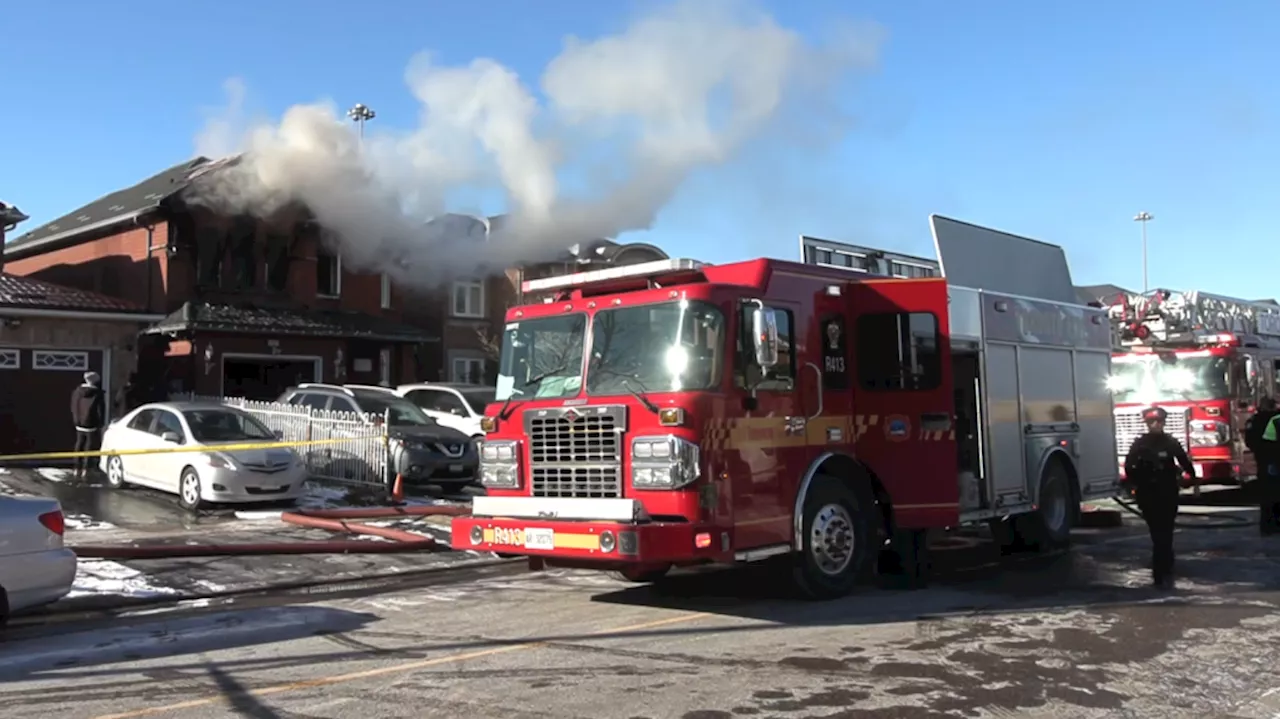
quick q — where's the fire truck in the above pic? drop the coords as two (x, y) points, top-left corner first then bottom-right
(452, 215), (1123, 598)
(1105, 288), (1280, 485)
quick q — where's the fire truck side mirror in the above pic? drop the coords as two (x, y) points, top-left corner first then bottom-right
(751, 307), (780, 370)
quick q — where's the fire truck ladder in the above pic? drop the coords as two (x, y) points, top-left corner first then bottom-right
(1105, 288), (1280, 347)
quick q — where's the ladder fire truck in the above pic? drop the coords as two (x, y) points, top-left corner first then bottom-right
(452, 215), (1123, 598)
(1106, 288), (1280, 485)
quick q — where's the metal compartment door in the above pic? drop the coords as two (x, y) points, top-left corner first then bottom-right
(984, 344), (1027, 499)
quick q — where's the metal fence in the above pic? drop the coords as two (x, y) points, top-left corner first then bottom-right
(181, 395), (391, 488)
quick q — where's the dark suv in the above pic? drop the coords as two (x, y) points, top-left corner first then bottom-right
(275, 383), (478, 487)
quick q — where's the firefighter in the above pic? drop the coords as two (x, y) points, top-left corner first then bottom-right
(1254, 398), (1280, 534)
(1123, 406), (1194, 590)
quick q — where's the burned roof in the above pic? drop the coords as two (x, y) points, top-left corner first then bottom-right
(4, 157), (215, 257)
(0, 273), (150, 314)
(142, 301), (439, 343)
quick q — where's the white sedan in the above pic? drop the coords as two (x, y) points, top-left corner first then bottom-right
(0, 495), (76, 621)
(99, 402), (307, 510)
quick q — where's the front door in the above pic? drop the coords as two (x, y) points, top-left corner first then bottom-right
(846, 278), (958, 527)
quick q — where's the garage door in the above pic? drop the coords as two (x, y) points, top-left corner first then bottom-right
(0, 348), (106, 457)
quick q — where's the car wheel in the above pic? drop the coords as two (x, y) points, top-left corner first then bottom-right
(0, 585), (9, 627)
(178, 467), (204, 511)
(105, 456), (128, 489)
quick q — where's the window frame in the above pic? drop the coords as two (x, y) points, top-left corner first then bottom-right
(450, 355), (486, 385)
(316, 250), (342, 298)
(855, 311), (943, 392)
(451, 280), (485, 318)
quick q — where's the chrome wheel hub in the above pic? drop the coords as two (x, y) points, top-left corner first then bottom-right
(810, 503), (856, 576)
(182, 475), (199, 505)
(108, 458), (122, 484)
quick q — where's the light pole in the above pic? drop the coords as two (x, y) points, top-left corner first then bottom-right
(1134, 211), (1153, 293)
(347, 103), (376, 140)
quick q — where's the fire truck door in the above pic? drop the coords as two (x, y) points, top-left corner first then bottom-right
(846, 278), (959, 518)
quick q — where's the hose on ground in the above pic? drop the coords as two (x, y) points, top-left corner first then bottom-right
(1112, 495), (1253, 529)
(71, 505), (470, 559)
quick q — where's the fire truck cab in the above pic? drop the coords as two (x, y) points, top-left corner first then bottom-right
(1106, 288), (1280, 485)
(452, 215), (1122, 598)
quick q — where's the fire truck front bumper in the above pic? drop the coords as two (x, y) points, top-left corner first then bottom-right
(451, 496), (708, 563)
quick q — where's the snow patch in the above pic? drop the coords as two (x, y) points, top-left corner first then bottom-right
(67, 560), (178, 599)
(63, 514), (116, 532)
(35, 467), (73, 483)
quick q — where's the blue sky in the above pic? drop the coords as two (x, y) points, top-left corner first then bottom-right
(3, 1), (1276, 298)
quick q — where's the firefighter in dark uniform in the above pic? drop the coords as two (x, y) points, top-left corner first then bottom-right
(1254, 398), (1280, 534)
(1123, 406), (1195, 589)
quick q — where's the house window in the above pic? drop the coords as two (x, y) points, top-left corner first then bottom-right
(856, 312), (941, 391)
(265, 233), (290, 291)
(450, 355), (485, 384)
(0, 350), (18, 369)
(196, 227), (225, 287)
(231, 215), (257, 289)
(381, 274), (392, 309)
(33, 351), (90, 371)
(317, 249), (341, 297)
(451, 280), (484, 318)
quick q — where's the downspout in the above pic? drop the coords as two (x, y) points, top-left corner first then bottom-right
(134, 216), (156, 312)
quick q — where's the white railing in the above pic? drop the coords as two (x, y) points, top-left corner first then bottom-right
(176, 394), (391, 488)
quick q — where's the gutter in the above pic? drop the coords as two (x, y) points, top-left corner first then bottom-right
(3, 208), (153, 260)
(0, 307), (167, 322)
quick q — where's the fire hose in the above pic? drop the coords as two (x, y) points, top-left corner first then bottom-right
(1112, 494), (1253, 529)
(70, 504), (473, 559)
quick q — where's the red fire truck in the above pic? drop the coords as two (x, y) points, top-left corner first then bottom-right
(452, 216), (1123, 598)
(1106, 288), (1280, 485)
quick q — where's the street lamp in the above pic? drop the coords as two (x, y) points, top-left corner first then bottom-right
(347, 103), (376, 140)
(1133, 211), (1154, 293)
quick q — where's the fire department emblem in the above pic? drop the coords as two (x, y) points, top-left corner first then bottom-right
(885, 414), (911, 442)
(825, 320), (841, 350)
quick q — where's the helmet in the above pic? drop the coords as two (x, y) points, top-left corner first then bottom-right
(1142, 406), (1168, 422)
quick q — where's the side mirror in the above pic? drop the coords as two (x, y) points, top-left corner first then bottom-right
(160, 431), (182, 444)
(1245, 357), (1258, 392)
(750, 307), (780, 369)
(273, 429), (284, 440)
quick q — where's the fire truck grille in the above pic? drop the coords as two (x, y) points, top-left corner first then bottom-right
(1114, 407), (1190, 457)
(525, 405), (626, 498)
(530, 466), (622, 499)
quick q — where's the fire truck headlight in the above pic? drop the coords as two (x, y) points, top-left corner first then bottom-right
(631, 435), (700, 490)
(479, 440), (521, 488)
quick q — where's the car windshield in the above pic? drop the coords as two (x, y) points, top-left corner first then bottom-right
(183, 409), (275, 443)
(352, 392), (435, 426)
(587, 300), (725, 395)
(459, 388), (495, 414)
(495, 314), (587, 401)
(1107, 354), (1233, 403)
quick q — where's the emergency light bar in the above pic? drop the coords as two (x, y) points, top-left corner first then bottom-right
(521, 258), (706, 294)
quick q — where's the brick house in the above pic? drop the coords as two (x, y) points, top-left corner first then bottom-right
(3, 158), (437, 401)
(401, 212), (670, 384)
(1, 200), (165, 454)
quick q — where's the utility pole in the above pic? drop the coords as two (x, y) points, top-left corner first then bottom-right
(1133, 211), (1154, 293)
(347, 103), (376, 141)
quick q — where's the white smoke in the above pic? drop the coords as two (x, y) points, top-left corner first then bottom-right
(188, 0), (883, 286)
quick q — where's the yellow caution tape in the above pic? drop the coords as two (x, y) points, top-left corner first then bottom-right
(0, 435), (389, 463)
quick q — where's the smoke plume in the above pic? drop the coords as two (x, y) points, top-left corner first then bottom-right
(189, 0), (883, 286)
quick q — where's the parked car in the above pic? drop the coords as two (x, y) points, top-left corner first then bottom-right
(275, 384), (479, 488)
(0, 496), (76, 622)
(391, 383), (494, 438)
(99, 402), (307, 510)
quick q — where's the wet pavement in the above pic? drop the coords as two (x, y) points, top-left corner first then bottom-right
(0, 502), (1277, 719)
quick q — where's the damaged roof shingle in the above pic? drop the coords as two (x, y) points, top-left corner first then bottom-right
(0, 274), (149, 314)
(141, 302), (439, 343)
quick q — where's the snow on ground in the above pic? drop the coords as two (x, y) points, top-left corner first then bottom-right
(67, 559), (179, 599)
(35, 467), (73, 483)
(63, 514), (116, 531)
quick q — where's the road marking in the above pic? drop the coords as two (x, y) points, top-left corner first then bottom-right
(92, 611), (711, 719)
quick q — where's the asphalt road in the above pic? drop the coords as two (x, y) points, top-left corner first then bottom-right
(3, 510), (1279, 719)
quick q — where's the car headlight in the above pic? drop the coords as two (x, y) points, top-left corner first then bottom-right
(479, 439), (521, 489)
(631, 435), (700, 490)
(200, 452), (237, 470)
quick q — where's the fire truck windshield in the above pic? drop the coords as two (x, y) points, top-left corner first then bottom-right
(587, 300), (725, 396)
(495, 314), (587, 401)
(1106, 354), (1232, 404)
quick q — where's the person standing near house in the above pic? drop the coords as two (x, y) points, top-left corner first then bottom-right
(70, 371), (106, 479)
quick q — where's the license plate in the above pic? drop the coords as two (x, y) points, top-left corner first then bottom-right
(449, 463), (463, 473)
(524, 528), (554, 550)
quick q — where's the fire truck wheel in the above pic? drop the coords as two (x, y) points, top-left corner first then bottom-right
(793, 474), (876, 599)
(609, 565), (672, 583)
(1019, 459), (1076, 551)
